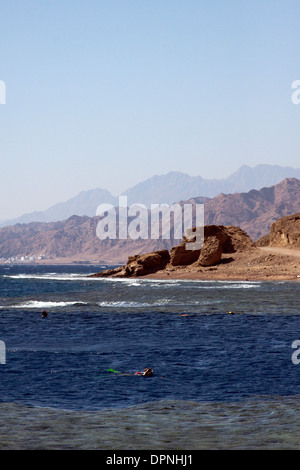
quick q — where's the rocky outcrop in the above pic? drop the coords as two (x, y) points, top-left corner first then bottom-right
(124, 250), (170, 276)
(91, 224), (255, 278)
(169, 225), (229, 267)
(269, 213), (300, 247)
(199, 226), (229, 266)
(169, 241), (200, 266)
(93, 250), (170, 277)
(255, 234), (270, 247)
(196, 236), (223, 266)
(222, 226), (255, 252)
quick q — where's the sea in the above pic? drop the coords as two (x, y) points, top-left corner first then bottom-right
(0, 263), (300, 450)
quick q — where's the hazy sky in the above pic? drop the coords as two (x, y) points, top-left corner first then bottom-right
(0, 0), (299, 220)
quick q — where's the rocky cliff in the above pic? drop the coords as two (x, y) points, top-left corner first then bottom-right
(269, 213), (300, 247)
(91, 225), (255, 278)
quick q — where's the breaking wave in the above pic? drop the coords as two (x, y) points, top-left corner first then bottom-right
(14, 300), (88, 309)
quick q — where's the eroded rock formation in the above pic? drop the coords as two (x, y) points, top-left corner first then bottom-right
(269, 213), (300, 247)
(91, 224), (255, 278)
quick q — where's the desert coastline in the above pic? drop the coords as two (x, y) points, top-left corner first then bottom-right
(90, 214), (300, 283)
(2, 1), (300, 451)
(2, 215), (299, 283)
(138, 247), (300, 282)
(91, 246), (300, 282)
(2, 247), (299, 282)
(1, 177), (300, 274)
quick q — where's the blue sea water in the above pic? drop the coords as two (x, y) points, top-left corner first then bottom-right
(0, 264), (299, 410)
(0, 264), (300, 449)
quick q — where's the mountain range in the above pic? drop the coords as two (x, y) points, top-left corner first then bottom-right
(2, 164), (300, 227)
(1, 177), (300, 264)
(186, 177), (300, 240)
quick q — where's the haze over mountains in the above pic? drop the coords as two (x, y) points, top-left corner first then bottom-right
(1, 177), (300, 264)
(2, 164), (300, 227)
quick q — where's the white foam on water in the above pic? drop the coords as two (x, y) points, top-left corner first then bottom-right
(14, 300), (87, 309)
(3, 272), (262, 290)
(97, 298), (201, 308)
(98, 301), (150, 308)
(4, 273), (91, 281)
(100, 277), (261, 289)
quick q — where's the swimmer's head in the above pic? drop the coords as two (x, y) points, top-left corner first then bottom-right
(142, 368), (154, 377)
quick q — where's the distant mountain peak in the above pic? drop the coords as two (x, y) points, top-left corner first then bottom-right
(1, 164), (300, 227)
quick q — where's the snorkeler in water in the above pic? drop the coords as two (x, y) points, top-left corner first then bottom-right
(107, 367), (154, 377)
(135, 367), (154, 377)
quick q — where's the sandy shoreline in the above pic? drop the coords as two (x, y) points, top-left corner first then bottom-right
(116, 247), (300, 282)
(1, 247), (300, 282)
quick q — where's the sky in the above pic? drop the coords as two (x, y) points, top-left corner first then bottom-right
(0, 0), (299, 220)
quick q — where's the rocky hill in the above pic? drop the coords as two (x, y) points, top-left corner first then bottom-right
(0, 178), (300, 264)
(91, 214), (300, 282)
(0, 215), (176, 264)
(92, 225), (255, 278)
(269, 213), (300, 247)
(196, 177), (300, 240)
